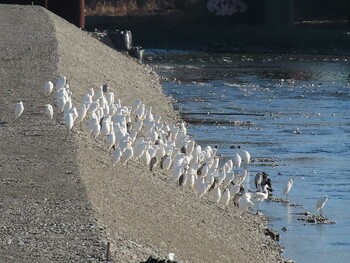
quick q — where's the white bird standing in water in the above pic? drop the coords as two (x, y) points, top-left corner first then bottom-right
(282, 178), (294, 200)
(252, 184), (270, 214)
(316, 194), (328, 216)
(15, 101), (24, 120)
(45, 104), (53, 119)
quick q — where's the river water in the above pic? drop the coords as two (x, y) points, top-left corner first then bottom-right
(144, 50), (350, 263)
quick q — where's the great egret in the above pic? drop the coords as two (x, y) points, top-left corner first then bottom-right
(15, 101), (24, 120)
(316, 195), (328, 216)
(45, 104), (53, 119)
(283, 178), (294, 200)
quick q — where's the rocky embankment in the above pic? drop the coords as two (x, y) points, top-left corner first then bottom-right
(0, 4), (285, 263)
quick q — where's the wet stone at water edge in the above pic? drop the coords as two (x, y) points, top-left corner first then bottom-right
(297, 213), (336, 225)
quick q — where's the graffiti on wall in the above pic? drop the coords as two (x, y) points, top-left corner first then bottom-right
(207, 0), (247, 16)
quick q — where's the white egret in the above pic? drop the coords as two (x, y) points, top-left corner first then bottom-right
(229, 183), (241, 198)
(15, 101), (24, 120)
(106, 92), (114, 105)
(252, 184), (270, 214)
(238, 193), (254, 214)
(111, 148), (122, 166)
(282, 178), (294, 200)
(172, 163), (185, 182)
(160, 155), (172, 172)
(212, 187), (222, 205)
(131, 99), (142, 114)
(223, 172), (235, 188)
(105, 130), (116, 151)
(133, 140), (147, 164)
(43, 81), (54, 96)
(240, 150), (251, 167)
(196, 177), (209, 198)
(65, 112), (74, 130)
(91, 122), (101, 139)
(187, 170), (196, 190)
(120, 144), (133, 167)
(45, 104), (53, 119)
(55, 75), (66, 91)
(232, 153), (242, 168)
(75, 104), (88, 127)
(220, 188), (231, 206)
(316, 195), (328, 216)
(134, 104), (145, 121)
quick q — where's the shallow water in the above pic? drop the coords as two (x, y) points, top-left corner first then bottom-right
(145, 50), (350, 263)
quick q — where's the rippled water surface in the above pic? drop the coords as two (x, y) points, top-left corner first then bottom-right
(145, 50), (350, 263)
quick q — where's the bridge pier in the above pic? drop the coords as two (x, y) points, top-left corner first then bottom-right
(46, 0), (85, 28)
(265, 0), (294, 27)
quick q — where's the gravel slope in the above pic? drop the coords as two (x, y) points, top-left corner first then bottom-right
(0, 4), (284, 263)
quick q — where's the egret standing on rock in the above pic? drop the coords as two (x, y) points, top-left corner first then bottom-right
(15, 101), (24, 120)
(316, 194), (328, 216)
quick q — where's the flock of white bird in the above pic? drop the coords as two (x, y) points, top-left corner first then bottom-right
(13, 75), (329, 216)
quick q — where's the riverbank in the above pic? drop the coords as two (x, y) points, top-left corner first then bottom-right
(0, 4), (284, 262)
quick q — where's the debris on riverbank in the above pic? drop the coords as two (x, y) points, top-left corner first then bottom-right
(297, 212), (336, 225)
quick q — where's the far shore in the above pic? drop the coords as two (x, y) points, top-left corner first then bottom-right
(85, 14), (350, 55)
